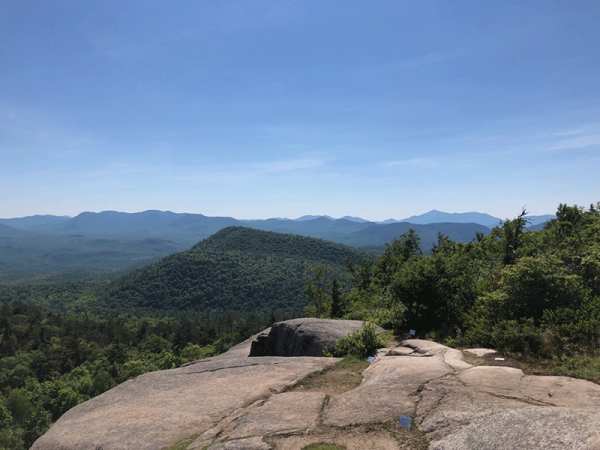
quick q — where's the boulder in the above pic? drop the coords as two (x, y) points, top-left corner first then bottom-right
(249, 318), (379, 357)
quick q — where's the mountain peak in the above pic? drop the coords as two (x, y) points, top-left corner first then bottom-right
(293, 215), (336, 222)
(400, 210), (501, 227)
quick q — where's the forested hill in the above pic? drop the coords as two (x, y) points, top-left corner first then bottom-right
(102, 227), (372, 317)
(191, 226), (369, 264)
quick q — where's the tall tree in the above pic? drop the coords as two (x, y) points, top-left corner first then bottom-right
(330, 278), (343, 319)
(304, 265), (331, 318)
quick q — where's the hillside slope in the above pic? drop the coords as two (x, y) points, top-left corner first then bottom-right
(102, 227), (372, 317)
(339, 221), (492, 249)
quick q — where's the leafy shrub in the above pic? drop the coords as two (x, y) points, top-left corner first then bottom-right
(489, 319), (542, 355)
(332, 322), (385, 358)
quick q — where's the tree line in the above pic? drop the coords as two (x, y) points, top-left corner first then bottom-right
(306, 202), (600, 358)
(0, 304), (271, 450)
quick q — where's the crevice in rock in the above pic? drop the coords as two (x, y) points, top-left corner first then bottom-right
(317, 395), (331, 426)
(188, 399), (267, 449)
(441, 354), (458, 373)
(487, 392), (555, 407)
(412, 372), (457, 425)
(177, 361), (289, 376)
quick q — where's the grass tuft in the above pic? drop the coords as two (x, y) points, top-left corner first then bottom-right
(302, 444), (346, 450)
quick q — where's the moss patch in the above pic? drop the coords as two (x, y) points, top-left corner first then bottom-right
(289, 356), (369, 396)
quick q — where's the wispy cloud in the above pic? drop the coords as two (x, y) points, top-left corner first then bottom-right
(554, 128), (585, 137)
(203, 1), (301, 33)
(95, 156), (328, 187)
(89, 38), (152, 62)
(385, 158), (432, 167)
(547, 135), (600, 151)
(253, 158), (327, 173)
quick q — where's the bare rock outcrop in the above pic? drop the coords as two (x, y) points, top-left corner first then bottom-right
(249, 318), (380, 357)
(430, 407), (600, 450)
(31, 335), (338, 450)
(227, 392), (326, 440)
(32, 321), (600, 450)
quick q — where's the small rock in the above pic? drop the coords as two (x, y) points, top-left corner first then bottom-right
(388, 347), (415, 356)
(464, 348), (497, 358)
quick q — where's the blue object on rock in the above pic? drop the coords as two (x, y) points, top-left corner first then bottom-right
(399, 416), (412, 427)
(367, 356), (374, 362)
(409, 330), (416, 336)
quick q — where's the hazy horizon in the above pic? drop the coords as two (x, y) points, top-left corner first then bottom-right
(2, 1), (598, 221)
(1, 207), (558, 224)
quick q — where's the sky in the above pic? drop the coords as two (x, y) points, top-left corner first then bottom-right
(1, 1), (599, 221)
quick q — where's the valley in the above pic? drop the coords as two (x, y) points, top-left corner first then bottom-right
(0, 209), (511, 283)
(0, 203), (596, 450)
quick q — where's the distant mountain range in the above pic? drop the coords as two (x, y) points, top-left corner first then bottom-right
(0, 209), (555, 231)
(0, 209), (556, 252)
(0, 209), (555, 282)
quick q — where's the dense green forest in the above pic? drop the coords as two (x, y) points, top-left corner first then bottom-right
(1, 203), (598, 449)
(0, 234), (186, 284)
(0, 303), (268, 450)
(103, 227), (372, 318)
(307, 203), (600, 360)
(1, 228), (372, 318)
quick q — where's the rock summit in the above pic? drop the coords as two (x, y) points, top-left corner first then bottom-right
(32, 319), (600, 450)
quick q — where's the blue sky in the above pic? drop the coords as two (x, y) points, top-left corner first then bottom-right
(1, 1), (599, 221)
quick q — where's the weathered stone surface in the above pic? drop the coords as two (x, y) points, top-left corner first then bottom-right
(418, 363), (600, 446)
(416, 373), (529, 442)
(189, 399), (266, 450)
(268, 424), (403, 450)
(228, 392), (326, 439)
(456, 366), (600, 406)
(325, 340), (600, 449)
(457, 365), (524, 392)
(31, 323), (600, 450)
(31, 335), (338, 450)
(324, 341), (459, 426)
(430, 407), (600, 450)
(249, 318), (381, 357)
(387, 346), (414, 356)
(584, 435), (600, 450)
(207, 436), (272, 450)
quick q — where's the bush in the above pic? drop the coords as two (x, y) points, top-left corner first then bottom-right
(332, 322), (385, 359)
(489, 319), (542, 355)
